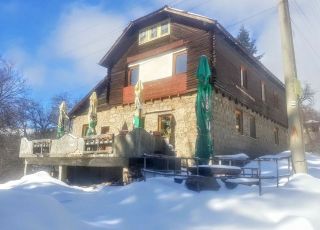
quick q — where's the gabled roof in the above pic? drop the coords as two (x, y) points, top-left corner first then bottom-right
(99, 5), (216, 68)
(99, 5), (284, 88)
(68, 77), (107, 117)
(70, 5), (285, 116)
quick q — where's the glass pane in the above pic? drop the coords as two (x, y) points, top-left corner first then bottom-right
(175, 52), (187, 74)
(161, 22), (168, 35)
(139, 30), (147, 43)
(130, 67), (139, 85)
(150, 26), (157, 39)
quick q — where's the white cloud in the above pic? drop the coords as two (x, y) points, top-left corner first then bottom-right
(4, 46), (46, 87)
(4, 0), (320, 110)
(46, 3), (127, 84)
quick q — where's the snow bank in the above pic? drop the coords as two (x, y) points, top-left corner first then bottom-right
(0, 152), (319, 230)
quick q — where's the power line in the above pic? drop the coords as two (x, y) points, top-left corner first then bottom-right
(290, 17), (320, 72)
(226, 6), (277, 29)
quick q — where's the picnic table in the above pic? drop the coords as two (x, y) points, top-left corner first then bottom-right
(188, 165), (242, 177)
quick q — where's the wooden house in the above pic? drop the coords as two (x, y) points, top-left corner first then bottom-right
(20, 6), (288, 183)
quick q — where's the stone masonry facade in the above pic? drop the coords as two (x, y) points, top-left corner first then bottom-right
(71, 91), (288, 159)
(71, 93), (198, 158)
(213, 92), (288, 157)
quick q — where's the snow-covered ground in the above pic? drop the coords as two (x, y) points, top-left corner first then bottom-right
(0, 152), (319, 230)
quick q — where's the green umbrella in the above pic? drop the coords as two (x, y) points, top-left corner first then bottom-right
(195, 55), (213, 164)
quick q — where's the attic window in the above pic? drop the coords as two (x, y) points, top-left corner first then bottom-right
(139, 20), (170, 45)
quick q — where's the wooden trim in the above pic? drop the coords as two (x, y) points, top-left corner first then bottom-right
(172, 50), (187, 75)
(123, 73), (188, 104)
(235, 109), (243, 134)
(82, 124), (89, 137)
(127, 40), (187, 63)
(128, 65), (139, 86)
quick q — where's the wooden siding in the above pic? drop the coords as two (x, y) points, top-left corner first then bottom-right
(123, 73), (187, 104)
(214, 32), (287, 127)
(106, 21), (212, 106)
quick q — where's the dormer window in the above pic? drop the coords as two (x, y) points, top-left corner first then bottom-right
(139, 30), (147, 44)
(150, 25), (158, 39)
(139, 20), (170, 45)
(160, 22), (169, 35)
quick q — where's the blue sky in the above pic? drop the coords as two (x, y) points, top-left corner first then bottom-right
(1, 0), (319, 110)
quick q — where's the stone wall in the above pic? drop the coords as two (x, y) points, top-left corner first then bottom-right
(71, 93), (198, 158)
(212, 92), (288, 157)
(71, 91), (288, 159)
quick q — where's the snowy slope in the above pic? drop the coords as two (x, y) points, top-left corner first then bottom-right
(0, 152), (319, 230)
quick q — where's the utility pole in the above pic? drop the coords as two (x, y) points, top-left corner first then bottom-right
(278, 0), (307, 173)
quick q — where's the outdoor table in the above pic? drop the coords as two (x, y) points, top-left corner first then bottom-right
(188, 165), (242, 177)
(213, 153), (249, 167)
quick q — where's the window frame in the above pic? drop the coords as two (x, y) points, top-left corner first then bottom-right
(101, 126), (110, 135)
(149, 25), (158, 39)
(249, 116), (256, 138)
(261, 81), (266, 102)
(235, 110), (243, 134)
(128, 65), (139, 86)
(240, 66), (248, 89)
(274, 127), (279, 145)
(139, 29), (147, 44)
(273, 91), (279, 109)
(138, 20), (170, 45)
(82, 124), (89, 137)
(158, 114), (173, 137)
(173, 50), (187, 75)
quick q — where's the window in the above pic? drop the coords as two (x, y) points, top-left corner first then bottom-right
(235, 110), (243, 134)
(160, 22), (169, 35)
(158, 114), (173, 138)
(138, 20), (170, 45)
(139, 29), (147, 44)
(274, 127), (279, 145)
(128, 66), (139, 86)
(82, 124), (89, 137)
(150, 25), (158, 39)
(240, 67), (248, 89)
(250, 116), (256, 138)
(101, 126), (110, 134)
(273, 91), (279, 109)
(173, 51), (187, 75)
(261, 81), (266, 102)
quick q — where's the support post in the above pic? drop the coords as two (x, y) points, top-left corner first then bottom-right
(122, 167), (129, 185)
(24, 160), (28, 176)
(58, 165), (67, 182)
(278, 0), (307, 173)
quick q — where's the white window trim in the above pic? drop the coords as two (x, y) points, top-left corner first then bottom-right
(139, 20), (171, 45)
(128, 47), (187, 67)
(261, 81), (266, 102)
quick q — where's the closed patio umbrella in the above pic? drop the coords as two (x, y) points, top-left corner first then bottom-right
(195, 55), (213, 163)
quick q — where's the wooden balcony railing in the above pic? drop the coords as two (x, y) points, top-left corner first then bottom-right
(123, 73), (187, 104)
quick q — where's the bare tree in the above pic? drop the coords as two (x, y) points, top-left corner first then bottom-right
(299, 83), (320, 151)
(0, 57), (29, 133)
(0, 57), (29, 181)
(26, 92), (77, 139)
(26, 101), (55, 139)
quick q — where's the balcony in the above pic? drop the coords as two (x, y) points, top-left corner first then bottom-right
(19, 134), (115, 159)
(19, 129), (174, 164)
(123, 73), (187, 104)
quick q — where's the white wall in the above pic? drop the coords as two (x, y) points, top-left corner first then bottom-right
(128, 47), (186, 83)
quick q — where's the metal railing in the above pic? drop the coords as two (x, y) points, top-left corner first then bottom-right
(141, 153), (292, 195)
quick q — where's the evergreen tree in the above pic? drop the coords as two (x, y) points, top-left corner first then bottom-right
(236, 25), (263, 60)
